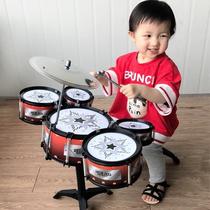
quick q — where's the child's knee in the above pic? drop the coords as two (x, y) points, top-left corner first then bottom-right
(142, 143), (163, 156)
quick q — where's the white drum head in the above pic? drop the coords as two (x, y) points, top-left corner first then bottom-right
(66, 88), (90, 101)
(118, 121), (150, 130)
(87, 132), (137, 162)
(22, 89), (59, 104)
(50, 108), (109, 135)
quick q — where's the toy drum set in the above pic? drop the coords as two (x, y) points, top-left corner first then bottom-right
(19, 56), (154, 210)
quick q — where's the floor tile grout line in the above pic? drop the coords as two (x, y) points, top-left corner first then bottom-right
(32, 166), (41, 192)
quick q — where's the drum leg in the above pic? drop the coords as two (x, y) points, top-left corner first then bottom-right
(162, 147), (180, 165)
(53, 189), (78, 199)
(53, 163), (113, 210)
(85, 187), (113, 200)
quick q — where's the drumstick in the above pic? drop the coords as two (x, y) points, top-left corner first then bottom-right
(95, 71), (121, 88)
(86, 71), (146, 105)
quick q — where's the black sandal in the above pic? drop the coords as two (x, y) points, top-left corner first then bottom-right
(142, 181), (170, 204)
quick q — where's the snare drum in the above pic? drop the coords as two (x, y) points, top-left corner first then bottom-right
(82, 128), (142, 188)
(62, 86), (94, 107)
(113, 119), (154, 146)
(19, 86), (60, 125)
(42, 107), (112, 165)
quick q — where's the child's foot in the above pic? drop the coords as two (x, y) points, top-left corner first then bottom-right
(141, 181), (169, 205)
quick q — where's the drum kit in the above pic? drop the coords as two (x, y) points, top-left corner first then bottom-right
(19, 56), (154, 210)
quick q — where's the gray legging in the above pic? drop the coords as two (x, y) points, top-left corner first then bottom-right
(142, 143), (166, 184)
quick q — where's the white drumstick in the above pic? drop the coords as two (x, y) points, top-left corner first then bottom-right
(88, 71), (146, 104)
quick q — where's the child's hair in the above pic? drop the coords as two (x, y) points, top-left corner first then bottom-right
(129, 0), (176, 36)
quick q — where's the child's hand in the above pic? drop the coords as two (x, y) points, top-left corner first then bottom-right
(89, 71), (108, 86)
(120, 84), (141, 99)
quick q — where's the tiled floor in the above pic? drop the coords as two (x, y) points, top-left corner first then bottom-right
(0, 95), (210, 210)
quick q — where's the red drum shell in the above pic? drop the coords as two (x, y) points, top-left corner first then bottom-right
(82, 128), (142, 188)
(43, 126), (84, 165)
(62, 86), (94, 107)
(19, 86), (60, 125)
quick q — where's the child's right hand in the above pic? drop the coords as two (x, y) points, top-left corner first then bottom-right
(120, 84), (142, 99)
(90, 71), (108, 86)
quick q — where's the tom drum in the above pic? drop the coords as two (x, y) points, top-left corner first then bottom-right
(19, 86), (60, 125)
(113, 119), (154, 146)
(62, 86), (94, 107)
(82, 128), (142, 188)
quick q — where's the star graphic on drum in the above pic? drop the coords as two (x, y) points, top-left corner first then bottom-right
(38, 95), (44, 99)
(106, 143), (116, 150)
(58, 110), (101, 133)
(129, 123), (137, 128)
(27, 90), (57, 103)
(73, 90), (85, 99)
(92, 136), (129, 159)
(66, 88), (91, 101)
(74, 117), (85, 123)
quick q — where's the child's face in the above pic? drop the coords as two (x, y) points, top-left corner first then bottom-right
(129, 20), (170, 63)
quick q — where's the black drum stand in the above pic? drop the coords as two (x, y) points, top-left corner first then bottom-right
(40, 84), (112, 210)
(53, 163), (113, 210)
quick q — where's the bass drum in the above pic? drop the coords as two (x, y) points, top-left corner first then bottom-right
(42, 107), (112, 165)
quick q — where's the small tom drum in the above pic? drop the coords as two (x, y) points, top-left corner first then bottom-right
(113, 119), (154, 146)
(62, 86), (94, 107)
(19, 86), (60, 125)
(82, 128), (142, 188)
(42, 107), (112, 165)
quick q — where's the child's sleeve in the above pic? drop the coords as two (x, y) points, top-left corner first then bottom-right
(101, 68), (119, 96)
(153, 61), (181, 116)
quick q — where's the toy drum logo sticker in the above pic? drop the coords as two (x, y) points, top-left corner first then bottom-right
(25, 108), (47, 118)
(64, 144), (83, 158)
(88, 165), (121, 180)
(127, 98), (147, 118)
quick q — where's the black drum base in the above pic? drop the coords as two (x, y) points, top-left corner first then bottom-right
(53, 163), (113, 210)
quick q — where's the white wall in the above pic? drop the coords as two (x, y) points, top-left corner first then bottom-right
(0, 0), (210, 97)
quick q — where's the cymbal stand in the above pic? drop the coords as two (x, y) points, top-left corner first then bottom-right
(42, 83), (66, 160)
(54, 83), (65, 124)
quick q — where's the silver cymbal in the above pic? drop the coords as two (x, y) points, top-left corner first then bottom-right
(29, 56), (96, 90)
